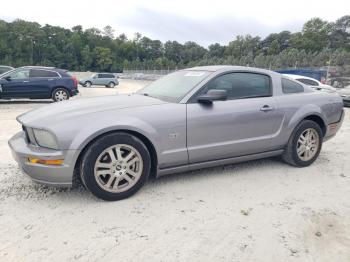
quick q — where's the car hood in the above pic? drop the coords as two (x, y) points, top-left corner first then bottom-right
(17, 94), (168, 127)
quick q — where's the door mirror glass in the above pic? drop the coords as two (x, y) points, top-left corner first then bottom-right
(197, 89), (227, 104)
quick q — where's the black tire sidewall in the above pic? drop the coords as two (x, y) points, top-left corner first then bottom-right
(108, 82), (115, 88)
(81, 132), (151, 201)
(291, 120), (323, 167)
(52, 88), (69, 102)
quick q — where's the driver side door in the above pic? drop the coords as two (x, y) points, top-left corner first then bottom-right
(0, 69), (30, 98)
(186, 72), (281, 164)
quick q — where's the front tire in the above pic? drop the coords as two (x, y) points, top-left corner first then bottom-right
(80, 132), (151, 201)
(52, 88), (69, 102)
(282, 120), (323, 167)
(85, 81), (92, 88)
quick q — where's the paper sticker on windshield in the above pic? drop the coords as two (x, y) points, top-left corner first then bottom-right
(185, 72), (205, 77)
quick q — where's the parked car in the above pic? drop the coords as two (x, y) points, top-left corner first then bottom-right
(283, 74), (336, 93)
(79, 73), (119, 88)
(0, 65), (14, 75)
(9, 66), (344, 201)
(337, 86), (350, 107)
(327, 77), (350, 88)
(277, 68), (327, 82)
(0, 66), (79, 102)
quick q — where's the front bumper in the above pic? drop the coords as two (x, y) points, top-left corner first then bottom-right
(8, 131), (78, 187)
(324, 109), (345, 141)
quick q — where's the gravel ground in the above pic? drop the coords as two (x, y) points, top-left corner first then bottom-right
(0, 80), (349, 262)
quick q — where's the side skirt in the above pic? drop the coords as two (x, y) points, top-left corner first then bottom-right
(157, 149), (284, 177)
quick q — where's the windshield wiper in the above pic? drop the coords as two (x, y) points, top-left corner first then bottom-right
(140, 93), (158, 99)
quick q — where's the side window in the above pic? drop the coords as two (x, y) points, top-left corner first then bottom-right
(297, 78), (319, 86)
(30, 69), (59, 78)
(199, 72), (271, 100)
(98, 74), (104, 78)
(282, 78), (304, 94)
(8, 69), (30, 79)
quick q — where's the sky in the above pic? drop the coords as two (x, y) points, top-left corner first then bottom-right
(1, 0), (349, 46)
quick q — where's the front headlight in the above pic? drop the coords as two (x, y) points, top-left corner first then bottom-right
(32, 128), (59, 149)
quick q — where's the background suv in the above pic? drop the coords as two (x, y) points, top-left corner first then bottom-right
(79, 73), (119, 88)
(0, 66), (78, 102)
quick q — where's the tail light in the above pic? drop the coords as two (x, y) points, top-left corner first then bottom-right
(71, 76), (78, 88)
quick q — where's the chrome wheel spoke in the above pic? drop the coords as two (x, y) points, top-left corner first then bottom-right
(115, 146), (123, 160)
(96, 169), (111, 176)
(96, 162), (112, 169)
(127, 157), (139, 168)
(297, 145), (305, 155)
(127, 169), (140, 179)
(124, 151), (135, 162)
(107, 149), (117, 162)
(112, 177), (121, 189)
(123, 174), (133, 183)
(105, 175), (115, 188)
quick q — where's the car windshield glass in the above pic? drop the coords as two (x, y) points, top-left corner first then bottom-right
(136, 70), (210, 102)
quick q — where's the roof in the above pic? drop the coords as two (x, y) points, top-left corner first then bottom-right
(20, 66), (55, 69)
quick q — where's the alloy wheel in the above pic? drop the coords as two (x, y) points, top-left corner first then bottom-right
(94, 144), (143, 193)
(54, 90), (68, 101)
(296, 128), (319, 161)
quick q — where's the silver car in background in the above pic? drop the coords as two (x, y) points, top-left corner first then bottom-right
(9, 66), (344, 201)
(284, 74), (336, 92)
(79, 73), (119, 88)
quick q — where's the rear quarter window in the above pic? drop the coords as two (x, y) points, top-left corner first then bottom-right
(30, 69), (59, 78)
(282, 78), (304, 94)
(297, 78), (319, 86)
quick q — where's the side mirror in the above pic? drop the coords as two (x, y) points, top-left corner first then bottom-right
(197, 89), (227, 104)
(4, 76), (11, 81)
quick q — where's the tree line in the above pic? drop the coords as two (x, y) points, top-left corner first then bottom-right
(0, 16), (349, 72)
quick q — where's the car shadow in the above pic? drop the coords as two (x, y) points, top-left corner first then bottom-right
(149, 157), (283, 186)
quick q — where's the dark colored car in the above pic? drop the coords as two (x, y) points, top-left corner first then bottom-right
(0, 66), (79, 102)
(0, 65), (14, 75)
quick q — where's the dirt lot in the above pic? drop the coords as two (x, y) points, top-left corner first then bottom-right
(0, 79), (349, 262)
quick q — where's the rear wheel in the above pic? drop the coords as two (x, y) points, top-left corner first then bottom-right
(52, 88), (69, 102)
(282, 120), (323, 167)
(107, 82), (115, 88)
(80, 132), (151, 201)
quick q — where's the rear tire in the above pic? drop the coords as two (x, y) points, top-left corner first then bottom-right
(80, 132), (151, 201)
(107, 82), (115, 88)
(52, 88), (69, 102)
(282, 120), (323, 167)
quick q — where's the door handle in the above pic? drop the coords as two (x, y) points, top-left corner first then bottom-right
(22, 80), (29, 83)
(48, 79), (54, 81)
(260, 105), (274, 112)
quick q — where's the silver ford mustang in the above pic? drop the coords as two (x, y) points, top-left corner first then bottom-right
(9, 66), (344, 201)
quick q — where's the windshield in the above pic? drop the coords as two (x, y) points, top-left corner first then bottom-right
(136, 70), (210, 102)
